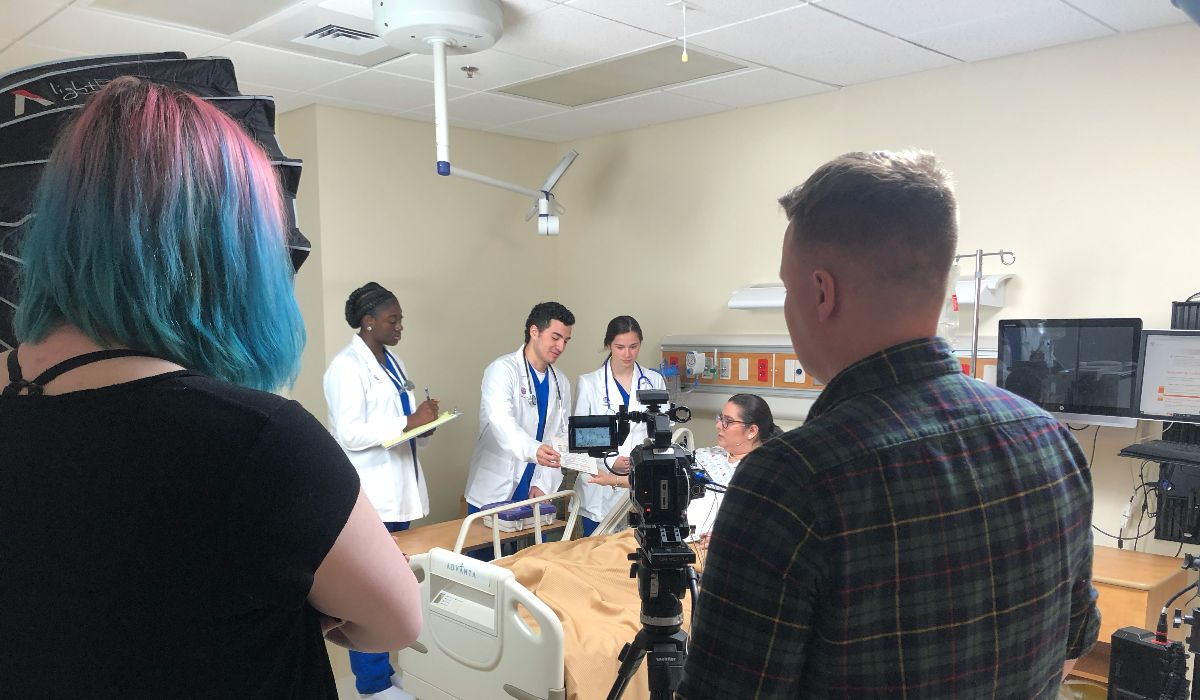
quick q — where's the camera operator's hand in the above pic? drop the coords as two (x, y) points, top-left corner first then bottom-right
(611, 456), (631, 474)
(696, 532), (712, 551)
(535, 444), (561, 468)
(589, 472), (630, 488)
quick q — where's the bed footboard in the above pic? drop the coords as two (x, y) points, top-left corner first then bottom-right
(400, 548), (566, 700)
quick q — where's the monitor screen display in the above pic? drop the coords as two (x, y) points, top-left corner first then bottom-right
(574, 426), (613, 448)
(1137, 330), (1200, 423)
(996, 318), (1142, 418)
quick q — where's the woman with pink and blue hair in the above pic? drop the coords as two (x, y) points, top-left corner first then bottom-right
(0, 76), (420, 698)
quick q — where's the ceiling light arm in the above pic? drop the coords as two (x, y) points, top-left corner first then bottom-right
(427, 36), (575, 231)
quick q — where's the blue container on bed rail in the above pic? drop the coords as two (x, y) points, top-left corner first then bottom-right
(480, 501), (557, 531)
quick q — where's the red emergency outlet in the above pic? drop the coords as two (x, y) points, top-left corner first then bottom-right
(757, 358), (769, 381)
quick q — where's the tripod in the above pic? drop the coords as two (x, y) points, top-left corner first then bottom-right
(606, 539), (696, 700)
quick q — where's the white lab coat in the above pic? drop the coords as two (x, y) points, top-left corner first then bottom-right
(464, 346), (572, 509)
(573, 362), (667, 523)
(686, 447), (738, 540)
(323, 334), (430, 523)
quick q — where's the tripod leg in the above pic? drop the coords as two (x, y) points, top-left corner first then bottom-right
(606, 641), (647, 700)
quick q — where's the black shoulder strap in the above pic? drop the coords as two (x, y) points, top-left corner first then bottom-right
(3, 349), (24, 397)
(3, 348), (161, 397)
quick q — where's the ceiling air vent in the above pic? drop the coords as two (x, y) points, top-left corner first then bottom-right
(292, 24), (388, 56)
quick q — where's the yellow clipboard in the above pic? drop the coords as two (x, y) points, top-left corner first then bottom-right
(381, 410), (461, 449)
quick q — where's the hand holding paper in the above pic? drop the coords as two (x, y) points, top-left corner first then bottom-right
(551, 435), (598, 475)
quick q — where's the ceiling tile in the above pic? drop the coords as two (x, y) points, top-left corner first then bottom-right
(1063, 0), (1192, 32)
(271, 91), (319, 115)
(396, 108), (489, 131)
(0, 41), (82, 78)
(666, 67), (833, 108)
(566, 0), (802, 37)
(818, 0), (1114, 62)
(234, 80), (295, 100)
(494, 3), (668, 69)
(203, 41), (364, 93)
(0, 0), (71, 47)
(375, 49), (561, 92)
(308, 95), (395, 118)
(408, 91), (567, 128)
(308, 69), (467, 113)
(490, 91), (729, 142)
(817, 0), (1049, 37)
(690, 4), (956, 86)
(22, 7), (228, 56)
(87, 0), (296, 36)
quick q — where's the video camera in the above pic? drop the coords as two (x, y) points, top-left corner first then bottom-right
(567, 389), (701, 538)
(567, 389), (708, 699)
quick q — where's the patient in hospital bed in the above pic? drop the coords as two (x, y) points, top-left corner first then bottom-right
(591, 394), (782, 550)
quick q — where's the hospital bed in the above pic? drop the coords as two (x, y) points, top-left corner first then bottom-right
(397, 440), (698, 700)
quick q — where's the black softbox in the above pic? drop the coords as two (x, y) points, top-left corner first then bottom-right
(0, 52), (311, 351)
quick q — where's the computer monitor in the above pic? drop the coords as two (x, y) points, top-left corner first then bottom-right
(1136, 329), (1200, 424)
(996, 318), (1142, 427)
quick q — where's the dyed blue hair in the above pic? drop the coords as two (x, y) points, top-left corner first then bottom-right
(14, 77), (305, 391)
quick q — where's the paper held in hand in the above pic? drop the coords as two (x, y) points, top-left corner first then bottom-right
(551, 435), (598, 475)
(381, 410), (461, 450)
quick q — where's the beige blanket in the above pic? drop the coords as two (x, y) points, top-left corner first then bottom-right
(498, 531), (698, 700)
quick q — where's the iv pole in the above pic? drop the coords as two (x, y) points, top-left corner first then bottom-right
(953, 249), (1016, 376)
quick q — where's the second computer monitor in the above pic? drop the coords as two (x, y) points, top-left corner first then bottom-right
(1136, 329), (1200, 424)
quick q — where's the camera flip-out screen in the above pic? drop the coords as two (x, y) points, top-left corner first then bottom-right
(568, 415), (618, 453)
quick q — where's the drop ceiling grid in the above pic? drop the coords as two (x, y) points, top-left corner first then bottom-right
(492, 2), (668, 68)
(817, 0), (1115, 62)
(87, 0), (297, 37)
(203, 41), (365, 94)
(21, 6), (229, 58)
(563, 0), (806, 37)
(407, 91), (568, 128)
(0, 42), (82, 77)
(488, 90), (730, 142)
(1064, 0), (1191, 31)
(307, 68), (468, 114)
(374, 49), (563, 93)
(665, 67), (835, 109)
(689, 5), (958, 87)
(0, 0), (72, 48)
(0, 0), (1190, 143)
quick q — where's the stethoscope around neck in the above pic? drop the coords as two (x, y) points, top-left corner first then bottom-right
(603, 357), (653, 410)
(379, 351), (416, 393)
(522, 358), (562, 409)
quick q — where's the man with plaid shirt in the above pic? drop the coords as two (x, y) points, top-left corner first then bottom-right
(677, 151), (1099, 699)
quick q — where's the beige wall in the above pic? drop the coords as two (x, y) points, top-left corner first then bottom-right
(278, 104), (558, 526)
(276, 106), (326, 412)
(281, 23), (1200, 557)
(551, 23), (1200, 556)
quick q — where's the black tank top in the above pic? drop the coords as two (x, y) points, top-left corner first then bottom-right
(2, 347), (161, 397)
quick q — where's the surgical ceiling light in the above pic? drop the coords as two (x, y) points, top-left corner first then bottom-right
(373, 0), (578, 236)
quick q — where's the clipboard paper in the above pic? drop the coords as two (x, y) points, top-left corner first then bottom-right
(381, 410), (461, 449)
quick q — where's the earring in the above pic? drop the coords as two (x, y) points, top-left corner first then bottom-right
(366, 326), (373, 331)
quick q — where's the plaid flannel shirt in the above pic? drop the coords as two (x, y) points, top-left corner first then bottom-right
(677, 337), (1100, 699)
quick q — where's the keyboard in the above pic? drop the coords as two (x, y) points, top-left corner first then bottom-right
(1119, 439), (1200, 467)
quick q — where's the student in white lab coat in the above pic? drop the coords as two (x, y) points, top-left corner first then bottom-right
(573, 315), (666, 535)
(464, 301), (575, 515)
(323, 282), (440, 700)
